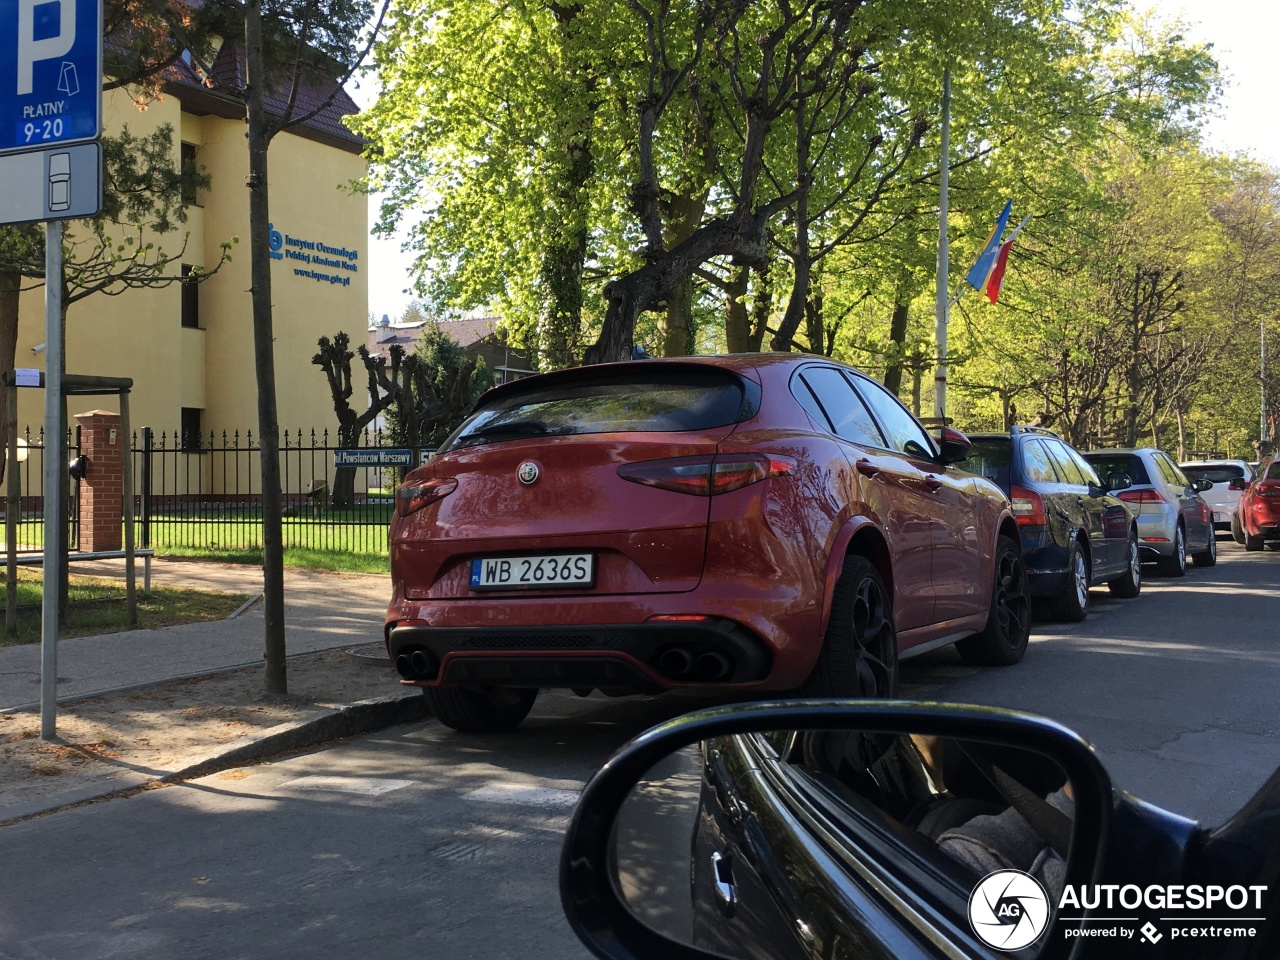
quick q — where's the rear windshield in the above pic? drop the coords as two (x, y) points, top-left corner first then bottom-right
(1181, 464), (1246, 484)
(440, 369), (748, 452)
(961, 438), (1011, 488)
(1267, 461), (1280, 481)
(1084, 453), (1151, 485)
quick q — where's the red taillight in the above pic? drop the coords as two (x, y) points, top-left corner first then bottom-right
(1257, 482), (1280, 498)
(394, 478), (457, 516)
(1009, 484), (1047, 525)
(617, 454), (796, 496)
(1117, 488), (1167, 504)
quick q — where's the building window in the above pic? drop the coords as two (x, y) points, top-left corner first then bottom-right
(181, 264), (200, 329)
(180, 142), (199, 205)
(181, 408), (203, 451)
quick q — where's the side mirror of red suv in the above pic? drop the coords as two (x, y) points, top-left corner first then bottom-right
(937, 426), (973, 465)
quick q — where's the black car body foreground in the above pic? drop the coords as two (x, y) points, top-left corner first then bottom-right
(561, 702), (1280, 960)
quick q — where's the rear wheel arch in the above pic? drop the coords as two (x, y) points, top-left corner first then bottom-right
(819, 520), (893, 637)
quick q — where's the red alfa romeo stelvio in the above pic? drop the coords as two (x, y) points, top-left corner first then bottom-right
(384, 354), (1029, 732)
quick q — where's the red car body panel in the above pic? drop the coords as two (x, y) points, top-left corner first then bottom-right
(1239, 457), (1280, 539)
(384, 354), (1014, 693)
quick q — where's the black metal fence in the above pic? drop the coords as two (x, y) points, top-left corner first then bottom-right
(4, 426), (406, 558)
(4, 426), (80, 554)
(134, 427), (404, 556)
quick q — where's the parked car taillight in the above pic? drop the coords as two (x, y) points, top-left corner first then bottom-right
(1008, 484), (1047, 525)
(395, 478), (458, 516)
(1257, 482), (1280, 497)
(618, 454), (796, 496)
(1117, 488), (1166, 504)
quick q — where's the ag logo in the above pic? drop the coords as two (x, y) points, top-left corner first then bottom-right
(968, 870), (1050, 951)
(517, 461), (540, 485)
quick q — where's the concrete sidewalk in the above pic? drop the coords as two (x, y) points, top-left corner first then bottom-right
(0, 559), (423, 824)
(0, 558), (391, 711)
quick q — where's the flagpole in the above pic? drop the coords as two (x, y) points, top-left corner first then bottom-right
(934, 65), (951, 422)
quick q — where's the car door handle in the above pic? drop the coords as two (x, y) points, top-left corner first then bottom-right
(922, 474), (943, 493)
(854, 458), (880, 478)
(710, 851), (736, 916)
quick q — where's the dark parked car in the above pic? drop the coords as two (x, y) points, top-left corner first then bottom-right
(385, 356), (1028, 732)
(963, 427), (1140, 621)
(1082, 448), (1216, 576)
(1235, 455), (1280, 550)
(562, 701), (1280, 960)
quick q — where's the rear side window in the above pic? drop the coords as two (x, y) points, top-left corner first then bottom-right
(1182, 465), (1245, 484)
(1021, 440), (1059, 484)
(1086, 453), (1150, 485)
(1266, 461), (1280, 480)
(796, 368), (886, 447)
(1153, 454), (1188, 487)
(962, 438), (1011, 486)
(441, 369), (746, 451)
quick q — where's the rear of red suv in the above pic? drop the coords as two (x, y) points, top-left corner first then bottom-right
(386, 360), (797, 731)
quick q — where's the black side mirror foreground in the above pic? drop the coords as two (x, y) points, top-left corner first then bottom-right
(561, 701), (1122, 960)
(1194, 478), (1215, 493)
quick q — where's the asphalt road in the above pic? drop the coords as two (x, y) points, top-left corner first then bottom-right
(0, 539), (1274, 959)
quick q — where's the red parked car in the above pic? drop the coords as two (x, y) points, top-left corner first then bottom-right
(1234, 455), (1280, 550)
(384, 355), (1029, 732)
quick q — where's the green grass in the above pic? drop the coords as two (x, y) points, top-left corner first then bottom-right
(156, 545), (390, 574)
(3, 570), (251, 645)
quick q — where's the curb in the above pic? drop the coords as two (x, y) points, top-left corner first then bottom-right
(0, 691), (432, 825)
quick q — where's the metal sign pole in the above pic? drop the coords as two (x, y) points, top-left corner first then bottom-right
(41, 219), (63, 739)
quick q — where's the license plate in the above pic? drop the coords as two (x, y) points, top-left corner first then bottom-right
(469, 553), (595, 590)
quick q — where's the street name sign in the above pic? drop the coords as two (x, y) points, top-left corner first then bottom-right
(0, 140), (100, 222)
(334, 448), (414, 468)
(0, 0), (103, 156)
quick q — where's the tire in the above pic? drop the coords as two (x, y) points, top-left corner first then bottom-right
(1107, 530), (1142, 598)
(1192, 528), (1217, 567)
(423, 685), (538, 733)
(1050, 538), (1089, 622)
(802, 555), (898, 698)
(1231, 511), (1246, 545)
(1156, 524), (1187, 577)
(956, 536), (1031, 666)
(1245, 531), (1265, 552)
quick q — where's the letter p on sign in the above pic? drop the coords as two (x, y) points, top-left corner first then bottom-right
(17, 0), (75, 95)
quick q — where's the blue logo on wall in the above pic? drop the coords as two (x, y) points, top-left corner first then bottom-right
(268, 223), (283, 252)
(267, 222), (358, 287)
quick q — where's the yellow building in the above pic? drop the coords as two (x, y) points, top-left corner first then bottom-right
(15, 46), (367, 447)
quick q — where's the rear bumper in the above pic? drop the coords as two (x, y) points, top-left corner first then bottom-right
(386, 618), (773, 691)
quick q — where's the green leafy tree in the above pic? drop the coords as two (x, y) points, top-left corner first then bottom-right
(387, 324), (493, 452)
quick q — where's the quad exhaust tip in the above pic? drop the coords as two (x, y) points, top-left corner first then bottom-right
(655, 645), (734, 682)
(395, 647), (439, 681)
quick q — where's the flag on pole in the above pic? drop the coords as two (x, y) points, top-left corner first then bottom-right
(964, 200), (1012, 292)
(982, 213), (1032, 303)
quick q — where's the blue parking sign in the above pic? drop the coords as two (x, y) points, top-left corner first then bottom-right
(0, 0), (102, 156)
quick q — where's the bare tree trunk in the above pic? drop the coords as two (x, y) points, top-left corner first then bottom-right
(659, 279), (694, 356)
(724, 267), (750, 354)
(1175, 406), (1187, 461)
(883, 297), (910, 395)
(246, 0), (287, 695)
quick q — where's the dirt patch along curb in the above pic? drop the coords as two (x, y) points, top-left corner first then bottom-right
(168, 692), (430, 783)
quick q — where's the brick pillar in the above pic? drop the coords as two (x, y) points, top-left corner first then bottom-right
(74, 410), (123, 552)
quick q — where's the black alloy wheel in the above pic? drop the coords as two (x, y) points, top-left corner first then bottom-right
(1051, 538), (1090, 622)
(423, 685), (538, 733)
(1107, 531), (1142, 598)
(1157, 524), (1187, 577)
(803, 554), (898, 698)
(1231, 510), (1246, 545)
(1192, 528), (1218, 567)
(957, 536), (1031, 666)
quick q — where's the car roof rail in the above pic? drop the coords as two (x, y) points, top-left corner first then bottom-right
(1011, 424), (1062, 439)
